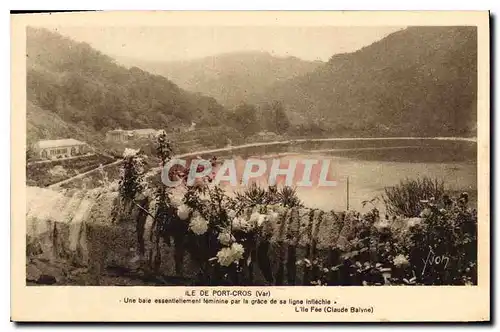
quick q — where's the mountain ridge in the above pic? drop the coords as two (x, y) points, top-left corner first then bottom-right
(26, 26), (478, 147)
(26, 27), (230, 146)
(251, 26), (477, 137)
(117, 51), (324, 107)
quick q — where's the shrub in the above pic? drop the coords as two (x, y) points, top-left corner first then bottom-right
(118, 149), (146, 201)
(382, 177), (445, 217)
(234, 183), (270, 207)
(234, 183), (303, 209)
(26, 153), (116, 187)
(180, 184), (246, 285)
(155, 130), (173, 166)
(277, 186), (303, 208)
(301, 192), (476, 286)
(48, 165), (67, 178)
(399, 192), (477, 285)
(110, 152), (477, 287)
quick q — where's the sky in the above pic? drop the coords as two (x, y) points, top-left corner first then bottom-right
(50, 26), (405, 62)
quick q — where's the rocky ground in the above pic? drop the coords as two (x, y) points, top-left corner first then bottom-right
(26, 258), (193, 286)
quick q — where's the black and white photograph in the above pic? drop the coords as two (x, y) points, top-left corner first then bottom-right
(10, 10), (490, 323)
(23, 22), (482, 288)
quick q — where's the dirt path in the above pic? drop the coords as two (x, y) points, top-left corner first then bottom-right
(27, 153), (99, 166)
(48, 159), (123, 189)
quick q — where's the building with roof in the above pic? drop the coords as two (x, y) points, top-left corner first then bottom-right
(105, 129), (131, 143)
(105, 128), (159, 142)
(131, 128), (159, 139)
(32, 139), (90, 160)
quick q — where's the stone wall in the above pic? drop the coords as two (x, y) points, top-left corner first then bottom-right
(26, 186), (408, 286)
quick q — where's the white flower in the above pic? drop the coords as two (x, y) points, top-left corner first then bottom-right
(374, 220), (390, 230)
(177, 204), (191, 221)
(346, 210), (359, 220)
(217, 231), (235, 246)
(123, 148), (140, 158)
(170, 194), (183, 207)
(107, 180), (119, 192)
(311, 280), (323, 286)
(257, 214), (267, 227)
(266, 204), (278, 211)
(129, 254), (141, 264)
(276, 205), (287, 215)
(189, 215), (209, 235)
(231, 242), (244, 256)
(215, 242), (245, 267)
(249, 212), (267, 227)
(406, 217), (423, 228)
(249, 212), (260, 224)
(227, 210), (236, 220)
(156, 129), (166, 138)
(393, 254), (409, 267)
(268, 212), (279, 223)
(231, 217), (252, 232)
(419, 208), (432, 218)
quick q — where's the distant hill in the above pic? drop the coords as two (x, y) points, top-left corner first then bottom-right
(26, 26), (478, 149)
(27, 101), (94, 146)
(252, 26), (478, 137)
(117, 51), (323, 107)
(26, 28), (228, 146)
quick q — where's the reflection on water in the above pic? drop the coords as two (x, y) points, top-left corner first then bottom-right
(217, 141), (477, 212)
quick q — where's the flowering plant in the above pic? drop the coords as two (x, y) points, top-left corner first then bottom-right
(294, 192), (477, 287)
(177, 204), (191, 221)
(189, 214), (209, 235)
(217, 231), (235, 246)
(215, 243), (245, 267)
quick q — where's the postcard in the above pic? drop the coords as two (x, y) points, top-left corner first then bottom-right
(11, 10), (490, 322)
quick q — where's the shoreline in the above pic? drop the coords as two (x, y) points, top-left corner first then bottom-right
(47, 136), (476, 189)
(175, 136), (477, 159)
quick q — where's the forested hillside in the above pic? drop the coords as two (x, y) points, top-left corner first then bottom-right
(26, 100), (94, 146)
(26, 27), (228, 145)
(253, 26), (478, 137)
(26, 26), (478, 147)
(117, 51), (323, 107)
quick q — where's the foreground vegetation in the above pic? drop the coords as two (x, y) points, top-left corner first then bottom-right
(25, 133), (477, 287)
(26, 154), (116, 187)
(103, 134), (478, 286)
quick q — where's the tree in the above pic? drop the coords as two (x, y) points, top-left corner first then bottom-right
(269, 101), (290, 134)
(118, 149), (146, 201)
(155, 130), (173, 166)
(229, 103), (258, 135)
(26, 147), (35, 161)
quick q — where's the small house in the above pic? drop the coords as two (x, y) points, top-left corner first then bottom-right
(33, 139), (90, 160)
(130, 128), (159, 139)
(105, 129), (130, 142)
(105, 128), (159, 142)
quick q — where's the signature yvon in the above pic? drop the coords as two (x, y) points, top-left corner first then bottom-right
(422, 246), (450, 276)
